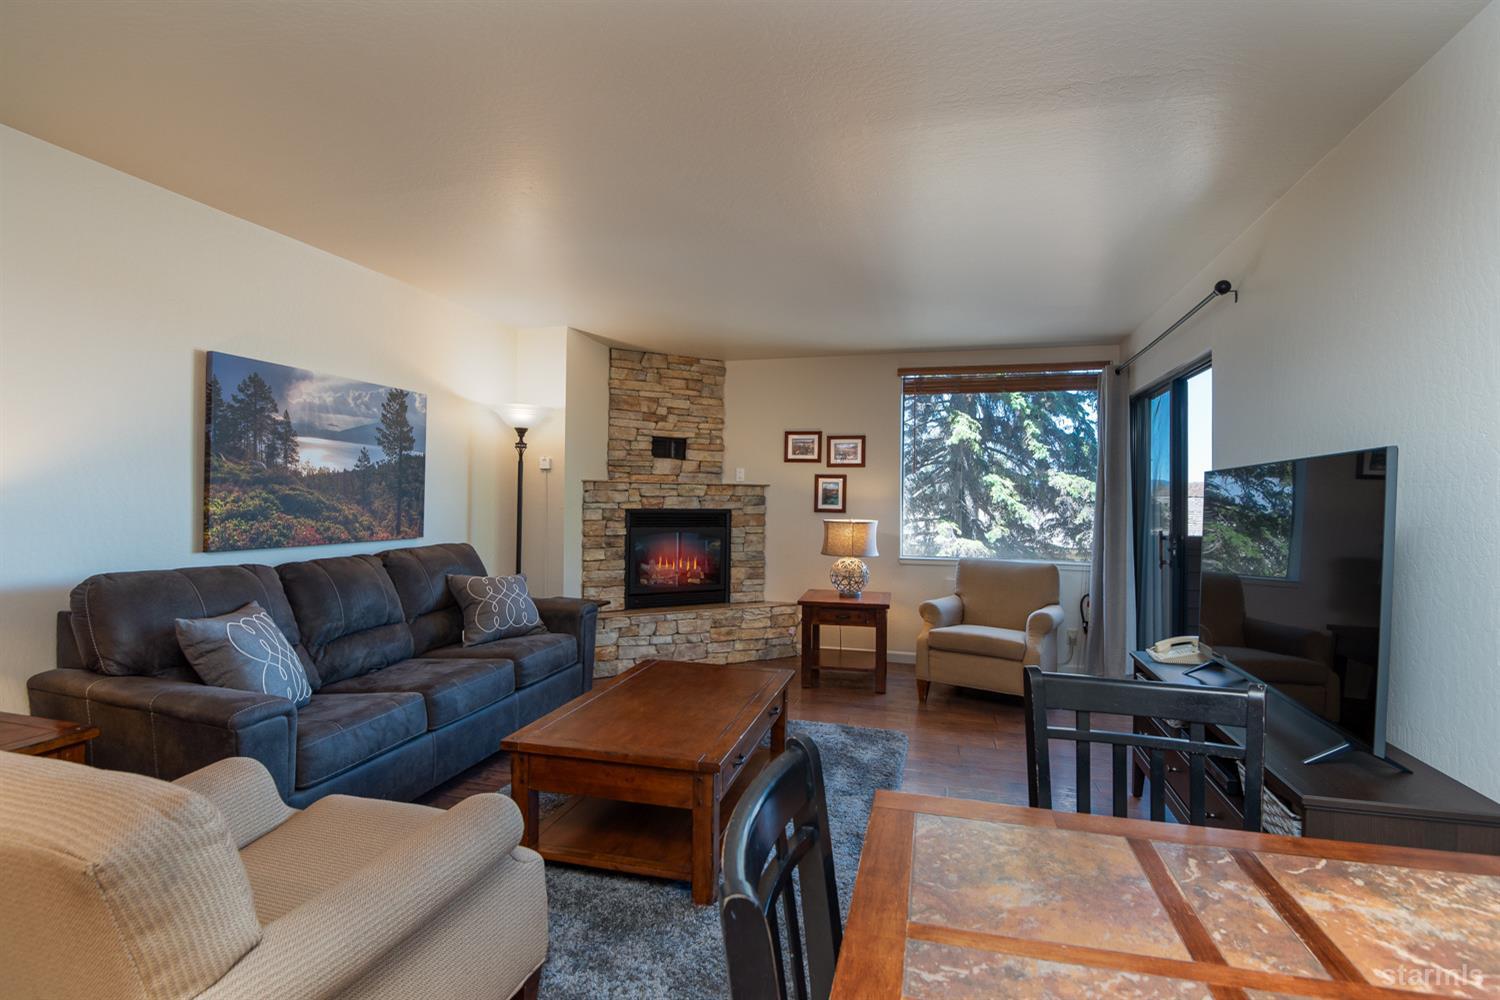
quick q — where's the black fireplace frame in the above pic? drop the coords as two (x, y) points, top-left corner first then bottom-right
(624, 508), (732, 609)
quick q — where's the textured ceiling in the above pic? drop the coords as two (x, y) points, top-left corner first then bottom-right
(0, 0), (1485, 359)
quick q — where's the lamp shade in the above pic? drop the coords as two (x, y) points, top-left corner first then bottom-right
(821, 519), (878, 558)
(494, 402), (550, 429)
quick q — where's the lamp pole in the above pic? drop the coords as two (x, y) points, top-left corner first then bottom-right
(513, 426), (528, 575)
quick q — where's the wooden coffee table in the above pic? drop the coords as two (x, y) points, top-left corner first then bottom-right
(500, 658), (794, 904)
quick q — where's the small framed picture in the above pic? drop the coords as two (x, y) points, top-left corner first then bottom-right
(1355, 449), (1387, 480)
(826, 434), (866, 467)
(814, 473), (847, 513)
(784, 431), (822, 463)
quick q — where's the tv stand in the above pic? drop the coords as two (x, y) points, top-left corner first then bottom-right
(1131, 651), (1500, 853)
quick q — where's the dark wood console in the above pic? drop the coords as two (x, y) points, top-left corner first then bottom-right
(1131, 651), (1500, 854)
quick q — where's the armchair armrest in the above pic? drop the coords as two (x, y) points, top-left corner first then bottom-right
(175, 757), (295, 849)
(200, 794), (533, 1000)
(27, 669), (297, 797)
(534, 596), (601, 691)
(1024, 604), (1065, 667)
(918, 594), (964, 629)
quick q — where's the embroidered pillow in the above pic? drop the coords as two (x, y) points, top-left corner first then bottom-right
(447, 574), (542, 646)
(176, 601), (313, 707)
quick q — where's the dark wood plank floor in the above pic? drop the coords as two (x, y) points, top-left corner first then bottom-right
(420, 653), (1151, 820)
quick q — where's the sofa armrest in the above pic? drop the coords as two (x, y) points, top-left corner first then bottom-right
(1024, 604), (1065, 667)
(1244, 617), (1334, 665)
(534, 596), (600, 691)
(27, 669), (297, 798)
(200, 794), (531, 1000)
(919, 594), (964, 628)
(175, 757), (295, 849)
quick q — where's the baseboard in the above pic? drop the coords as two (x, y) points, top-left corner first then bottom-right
(817, 645), (916, 665)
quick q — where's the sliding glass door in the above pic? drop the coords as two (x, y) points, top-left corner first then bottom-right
(1131, 363), (1212, 645)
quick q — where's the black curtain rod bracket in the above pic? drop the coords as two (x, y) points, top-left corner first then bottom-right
(1116, 279), (1237, 375)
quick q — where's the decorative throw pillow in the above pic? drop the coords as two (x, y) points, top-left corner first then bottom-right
(175, 602), (313, 707)
(448, 573), (542, 646)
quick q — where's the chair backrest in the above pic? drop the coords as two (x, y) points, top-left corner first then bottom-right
(1022, 666), (1267, 831)
(720, 735), (841, 1000)
(955, 559), (1059, 629)
(0, 752), (261, 999)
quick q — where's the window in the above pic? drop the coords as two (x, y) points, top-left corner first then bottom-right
(899, 364), (1102, 562)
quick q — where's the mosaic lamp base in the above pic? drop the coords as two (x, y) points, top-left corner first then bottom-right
(830, 557), (870, 598)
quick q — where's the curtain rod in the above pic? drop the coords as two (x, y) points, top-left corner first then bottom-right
(1116, 279), (1237, 375)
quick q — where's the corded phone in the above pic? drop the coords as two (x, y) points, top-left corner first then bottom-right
(1147, 635), (1207, 664)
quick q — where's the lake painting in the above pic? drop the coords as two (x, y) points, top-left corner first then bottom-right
(203, 352), (427, 551)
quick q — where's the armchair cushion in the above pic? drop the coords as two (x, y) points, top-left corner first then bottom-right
(955, 559), (1060, 630)
(320, 657), (516, 729)
(919, 594), (964, 628)
(926, 624), (1027, 661)
(294, 693), (426, 789)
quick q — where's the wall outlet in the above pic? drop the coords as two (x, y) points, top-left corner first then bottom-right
(1065, 627), (1080, 659)
(538, 456), (553, 471)
(735, 467), (746, 482)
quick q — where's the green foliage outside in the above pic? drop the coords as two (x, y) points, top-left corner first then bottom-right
(1201, 463), (1297, 579)
(205, 375), (423, 551)
(901, 390), (1098, 562)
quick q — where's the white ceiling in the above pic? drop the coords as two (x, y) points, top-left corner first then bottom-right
(0, 0), (1485, 359)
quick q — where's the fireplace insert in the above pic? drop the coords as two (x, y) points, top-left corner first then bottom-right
(625, 508), (731, 609)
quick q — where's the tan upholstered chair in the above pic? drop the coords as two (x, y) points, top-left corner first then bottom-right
(916, 559), (1064, 701)
(0, 752), (547, 1000)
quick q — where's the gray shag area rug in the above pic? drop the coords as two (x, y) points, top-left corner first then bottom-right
(519, 719), (908, 999)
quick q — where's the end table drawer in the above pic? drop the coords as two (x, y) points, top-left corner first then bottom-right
(819, 607), (877, 627)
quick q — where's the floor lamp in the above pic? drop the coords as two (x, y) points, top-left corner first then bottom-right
(495, 403), (549, 576)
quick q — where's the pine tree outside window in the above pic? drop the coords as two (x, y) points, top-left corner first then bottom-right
(899, 363), (1105, 563)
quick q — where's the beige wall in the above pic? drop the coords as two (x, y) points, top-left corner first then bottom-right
(0, 127), (517, 712)
(723, 345), (1115, 661)
(561, 329), (610, 596)
(1121, 3), (1500, 798)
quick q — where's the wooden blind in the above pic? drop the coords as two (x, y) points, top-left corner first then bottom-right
(898, 361), (1107, 395)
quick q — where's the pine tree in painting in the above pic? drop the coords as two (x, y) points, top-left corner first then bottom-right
(376, 388), (416, 534)
(229, 372), (281, 465)
(354, 447), (374, 506)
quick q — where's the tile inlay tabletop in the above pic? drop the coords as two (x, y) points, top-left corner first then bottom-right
(832, 791), (1500, 999)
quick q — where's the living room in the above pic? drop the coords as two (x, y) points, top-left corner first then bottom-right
(2, 2), (1497, 998)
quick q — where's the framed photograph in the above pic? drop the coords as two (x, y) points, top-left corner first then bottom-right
(826, 434), (866, 467)
(1355, 449), (1387, 480)
(204, 351), (427, 551)
(814, 473), (847, 513)
(784, 430), (822, 463)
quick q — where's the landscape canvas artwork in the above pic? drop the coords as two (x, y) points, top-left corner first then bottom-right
(204, 352), (427, 551)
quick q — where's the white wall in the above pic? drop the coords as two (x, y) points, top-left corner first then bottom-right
(561, 329), (610, 596)
(724, 345), (1116, 660)
(1122, 2), (1500, 798)
(0, 127), (517, 712)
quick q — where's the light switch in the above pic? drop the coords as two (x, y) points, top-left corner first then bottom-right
(735, 467), (746, 482)
(538, 456), (553, 471)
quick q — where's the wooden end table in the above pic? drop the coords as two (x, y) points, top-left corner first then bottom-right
(0, 710), (98, 763)
(500, 658), (794, 905)
(798, 589), (890, 693)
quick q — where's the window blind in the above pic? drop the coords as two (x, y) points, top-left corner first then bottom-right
(898, 361), (1108, 395)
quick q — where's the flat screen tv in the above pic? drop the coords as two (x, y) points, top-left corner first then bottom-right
(1198, 446), (1397, 762)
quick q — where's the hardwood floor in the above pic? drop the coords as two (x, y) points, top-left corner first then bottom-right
(420, 653), (1151, 820)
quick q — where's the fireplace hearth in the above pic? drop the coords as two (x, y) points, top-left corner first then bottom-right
(625, 508), (731, 609)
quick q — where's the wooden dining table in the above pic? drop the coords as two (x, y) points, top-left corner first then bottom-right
(832, 790), (1500, 999)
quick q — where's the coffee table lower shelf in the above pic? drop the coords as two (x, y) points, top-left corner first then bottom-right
(530, 746), (772, 885)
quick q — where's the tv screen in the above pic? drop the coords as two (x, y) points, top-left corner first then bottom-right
(1199, 446), (1397, 756)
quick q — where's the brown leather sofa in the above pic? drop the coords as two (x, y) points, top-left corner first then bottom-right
(28, 542), (597, 807)
(1198, 572), (1340, 722)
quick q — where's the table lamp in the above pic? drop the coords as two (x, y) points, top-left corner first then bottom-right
(821, 518), (878, 598)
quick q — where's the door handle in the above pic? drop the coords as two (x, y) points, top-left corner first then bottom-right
(1156, 530), (1170, 570)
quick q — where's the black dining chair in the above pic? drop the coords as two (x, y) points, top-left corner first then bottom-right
(720, 734), (841, 1000)
(1022, 665), (1267, 830)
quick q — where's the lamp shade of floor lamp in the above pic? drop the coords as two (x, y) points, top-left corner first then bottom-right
(494, 403), (549, 575)
(821, 518), (878, 598)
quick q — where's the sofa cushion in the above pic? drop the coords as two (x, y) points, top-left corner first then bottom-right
(381, 543), (488, 655)
(278, 555), (414, 685)
(320, 658), (517, 730)
(927, 623), (1028, 661)
(176, 601), (314, 707)
(422, 631), (576, 688)
(448, 574), (542, 645)
(295, 692), (426, 789)
(69, 564), (312, 680)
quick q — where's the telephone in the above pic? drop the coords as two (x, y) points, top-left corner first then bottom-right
(1148, 635), (1207, 665)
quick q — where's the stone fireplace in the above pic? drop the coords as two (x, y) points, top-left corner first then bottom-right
(583, 350), (797, 675)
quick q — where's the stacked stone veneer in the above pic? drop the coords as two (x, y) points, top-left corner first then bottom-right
(584, 348), (796, 677)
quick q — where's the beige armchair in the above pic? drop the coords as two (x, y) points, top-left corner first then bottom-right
(0, 752), (547, 1000)
(916, 559), (1064, 701)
